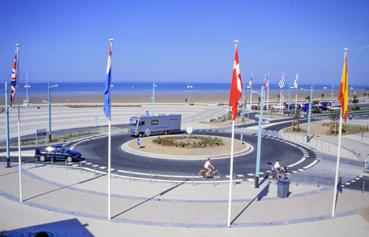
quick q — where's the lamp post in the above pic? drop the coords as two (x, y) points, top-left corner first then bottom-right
(48, 82), (58, 142)
(187, 84), (193, 106)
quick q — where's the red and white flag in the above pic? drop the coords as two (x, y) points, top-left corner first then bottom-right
(229, 46), (243, 120)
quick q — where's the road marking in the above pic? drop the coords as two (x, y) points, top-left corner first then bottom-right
(287, 157), (306, 168)
(303, 159), (319, 169)
(99, 166), (106, 169)
(247, 178), (255, 182)
(292, 171), (298, 174)
(247, 173), (254, 176)
(85, 162), (92, 165)
(345, 182), (351, 185)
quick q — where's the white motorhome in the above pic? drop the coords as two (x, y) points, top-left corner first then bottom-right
(128, 114), (181, 137)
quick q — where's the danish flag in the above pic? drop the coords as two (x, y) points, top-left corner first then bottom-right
(229, 45), (243, 120)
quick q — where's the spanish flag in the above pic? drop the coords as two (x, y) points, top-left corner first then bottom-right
(338, 49), (349, 121)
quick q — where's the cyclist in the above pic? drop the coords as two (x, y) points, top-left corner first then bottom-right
(204, 158), (215, 178)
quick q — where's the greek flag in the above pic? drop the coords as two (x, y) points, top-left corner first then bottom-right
(279, 74), (286, 89)
(104, 40), (113, 119)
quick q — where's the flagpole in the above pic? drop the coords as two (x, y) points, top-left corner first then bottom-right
(5, 81), (11, 168)
(249, 73), (253, 112)
(15, 43), (23, 202)
(295, 89), (298, 113)
(107, 38), (113, 220)
(332, 107), (343, 217)
(332, 48), (348, 217)
(255, 86), (265, 188)
(267, 73), (270, 114)
(288, 84), (291, 113)
(307, 85), (313, 142)
(227, 40), (239, 227)
(227, 120), (235, 227)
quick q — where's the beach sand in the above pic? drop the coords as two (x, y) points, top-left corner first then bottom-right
(0, 89), (351, 106)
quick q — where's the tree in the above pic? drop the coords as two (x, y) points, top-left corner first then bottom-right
(292, 110), (301, 132)
(329, 110), (340, 134)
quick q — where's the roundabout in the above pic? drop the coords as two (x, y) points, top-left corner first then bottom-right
(70, 129), (318, 182)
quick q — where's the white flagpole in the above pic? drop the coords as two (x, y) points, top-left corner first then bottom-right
(249, 74), (253, 112)
(227, 119), (235, 227)
(295, 91), (298, 113)
(107, 38), (113, 220)
(332, 108), (343, 217)
(15, 43), (23, 203)
(266, 74), (270, 113)
(108, 117), (111, 219)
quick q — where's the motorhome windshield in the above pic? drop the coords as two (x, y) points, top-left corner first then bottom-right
(129, 119), (138, 126)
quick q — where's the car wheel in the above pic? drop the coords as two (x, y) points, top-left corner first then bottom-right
(39, 155), (46, 162)
(67, 156), (72, 163)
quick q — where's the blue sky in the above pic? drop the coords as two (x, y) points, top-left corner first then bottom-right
(0, 0), (369, 86)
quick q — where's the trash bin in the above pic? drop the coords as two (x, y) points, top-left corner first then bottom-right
(277, 179), (290, 198)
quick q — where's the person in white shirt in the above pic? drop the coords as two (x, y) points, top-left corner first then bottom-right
(273, 159), (282, 171)
(204, 158), (215, 177)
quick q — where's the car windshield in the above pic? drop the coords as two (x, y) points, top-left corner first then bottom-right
(129, 119), (138, 126)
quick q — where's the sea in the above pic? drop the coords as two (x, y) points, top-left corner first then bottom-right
(1, 82), (367, 97)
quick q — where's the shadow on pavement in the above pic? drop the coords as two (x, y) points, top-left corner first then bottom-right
(231, 182), (271, 225)
(0, 218), (93, 237)
(112, 179), (188, 219)
(23, 174), (106, 202)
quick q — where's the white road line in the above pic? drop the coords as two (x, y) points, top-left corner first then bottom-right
(236, 174), (245, 178)
(345, 182), (351, 185)
(287, 157), (306, 168)
(303, 159), (319, 169)
(247, 178), (255, 182)
(99, 166), (107, 169)
(247, 173), (254, 176)
(292, 171), (298, 174)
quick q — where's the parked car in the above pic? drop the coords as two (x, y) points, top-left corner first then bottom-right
(319, 102), (332, 111)
(35, 145), (82, 162)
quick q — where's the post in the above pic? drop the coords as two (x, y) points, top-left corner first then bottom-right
(249, 73), (253, 112)
(295, 90), (298, 113)
(288, 85), (291, 113)
(331, 84), (334, 103)
(5, 81), (11, 167)
(255, 86), (265, 188)
(152, 82), (155, 105)
(107, 38), (113, 220)
(266, 73), (270, 113)
(48, 82), (51, 142)
(307, 85), (313, 142)
(280, 89), (283, 114)
(227, 120), (235, 227)
(332, 108), (343, 217)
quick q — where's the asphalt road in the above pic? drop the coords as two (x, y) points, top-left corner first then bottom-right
(72, 130), (316, 179)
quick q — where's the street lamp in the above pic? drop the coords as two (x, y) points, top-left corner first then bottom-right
(186, 84), (193, 106)
(48, 82), (58, 142)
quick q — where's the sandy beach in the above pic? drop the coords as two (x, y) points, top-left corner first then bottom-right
(1, 89), (359, 106)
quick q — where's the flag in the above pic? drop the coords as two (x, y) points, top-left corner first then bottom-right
(338, 50), (349, 121)
(10, 47), (19, 107)
(279, 74), (286, 89)
(104, 41), (113, 119)
(229, 46), (243, 120)
(248, 73), (253, 89)
(293, 73), (298, 89)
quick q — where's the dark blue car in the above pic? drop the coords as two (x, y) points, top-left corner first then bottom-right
(35, 145), (82, 162)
